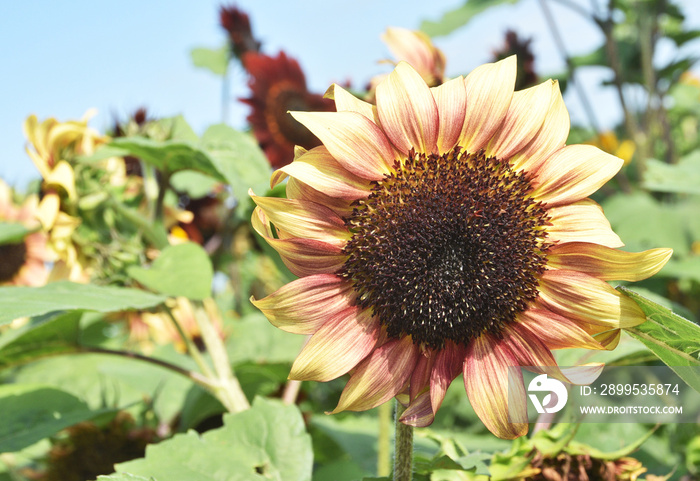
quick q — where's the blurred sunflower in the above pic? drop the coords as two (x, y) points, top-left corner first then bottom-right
(240, 51), (335, 168)
(588, 130), (636, 166)
(0, 180), (53, 286)
(250, 57), (671, 439)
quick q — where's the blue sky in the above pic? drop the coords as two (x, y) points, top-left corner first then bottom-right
(2, 0), (699, 188)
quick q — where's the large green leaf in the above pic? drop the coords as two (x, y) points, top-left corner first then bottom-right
(618, 286), (700, 393)
(0, 222), (32, 245)
(226, 312), (306, 364)
(0, 282), (167, 326)
(0, 312), (81, 369)
(109, 137), (225, 180)
(200, 124), (271, 200)
(0, 384), (114, 453)
(97, 474), (152, 481)
(420, 0), (521, 37)
(642, 151), (700, 195)
(190, 46), (229, 76)
(128, 243), (213, 300)
(115, 398), (313, 481)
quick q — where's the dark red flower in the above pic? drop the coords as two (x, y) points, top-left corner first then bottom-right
(219, 4), (261, 59)
(240, 51), (334, 168)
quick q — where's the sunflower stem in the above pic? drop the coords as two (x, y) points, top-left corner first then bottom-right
(163, 303), (216, 380)
(377, 401), (392, 477)
(393, 401), (413, 481)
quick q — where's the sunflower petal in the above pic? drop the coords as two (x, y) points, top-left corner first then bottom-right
(430, 342), (467, 417)
(547, 199), (624, 248)
(290, 111), (393, 180)
(409, 352), (434, 401)
(251, 274), (353, 334)
(464, 333), (528, 439)
(517, 307), (607, 350)
(325, 83), (377, 121)
(275, 146), (371, 200)
(532, 145), (623, 206)
(547, 243), (673, 282)
(538, 269), (646, 329)
(376, 62), (439, 155)
(459, 56), (516, 153)
(430, 76), (467, 154)
(332, 336), (420, 413)
(486, 80), (554, 160)
(290, 307), (381, 382)
(400, 390), (434, 427)
(286, 177), (354, 218)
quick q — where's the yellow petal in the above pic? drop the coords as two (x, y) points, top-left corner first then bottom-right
(325, 84), (376, 122)
(546, 199), (624, 248)
(430, 76), (467, 154)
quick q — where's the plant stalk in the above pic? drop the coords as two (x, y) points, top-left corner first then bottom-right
(393, 401), (413, 481)
(377, 401), (392, 477)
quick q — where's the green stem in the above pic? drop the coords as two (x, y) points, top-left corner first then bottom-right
(192, 299), (250, 413)
(163, 304), (216, 380)
(377, 401), (392, 477)
(107, 194), (168, 249)
(393, 401), (413, 481)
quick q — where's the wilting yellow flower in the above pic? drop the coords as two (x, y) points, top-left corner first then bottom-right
(250, 57), (671, 439)
(0, 180), (53, 286)
(23, 111), (106, 282)
(589, 131), (635, 166)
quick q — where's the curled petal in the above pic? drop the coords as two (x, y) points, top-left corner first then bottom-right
(511, 81), (569, 174)
(464, 333), (528, 439)
(430, 342), (467, 418)
(250, 191), (350, 245)
(546, 199), (623, 248)
(532, 145), (623, 206)
(376, 61), (439, 155)
(400, 390), (434, 427)
(547, 243), (673, 282)
(332, 336), (420, 413)
(517, 307), (607, 350)
(431, 77), (467, 154)
(286, 177), (354, 218)
(538, 269), (646, 329)
(325, 83), (377, 121)
(459, 56), (516, 153)
(290, 111), (394, 180)
(290, 307), (381, 382)
(486, 80), (554, 161)
(251, 274), (353, 334)
(409, 351), (434, 402)
(273, 146), (371, 200)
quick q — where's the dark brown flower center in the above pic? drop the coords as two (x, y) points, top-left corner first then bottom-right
(266, 83), (323, 150)
(0, 241), (28, 284)
(340, 148), (551, 349)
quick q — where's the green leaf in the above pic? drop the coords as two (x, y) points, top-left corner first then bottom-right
(226, 312), (306, 364)
(642, 151), (700, 195)
(127, 243), (213, 300)
(0, 222), (32, 245)
(109, 137), (225, 180)
(98, 474), (153, 481)
(190, 46), (229, 76)
(170, 170), (220, 198)
(420, 0), (521, 37)
(0, 312), (81, 369)
(0, 282), (167, 326)
(0, 384), (114, 453)
(200, 124), (271, 200)
(116, 398), (313, 481)
(618, 286), (700, 393)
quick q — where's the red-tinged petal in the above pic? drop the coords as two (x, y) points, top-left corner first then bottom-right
(459, 56), (516, 153)
(464, 333), (528, 439)
(511, 81), (569, 174)
(290, 307), (381, 382)
(332, 336), (420, 413)
(400, 390), (434, 427)
(538, 269), (646, 329)
(409, 351), (434, 401)
(250, 206), (346, 277)
(430, 342), (467, 416)
(547, 243), (673, 282)
(547, 199), (624, 248)
(376, 61), (439, 155)
(486, 80), (554, 160)
(516, 307), (606, 350)
(290, 111), (393, 180)
(286, 177), (354, 218)
(275, 146), (371, 200)
(430, 77), (467, 154)
(325, 84), (376, 122)
(532, 145), (623, 206)
(250, 191), (350, 245)
(251, 274), (353, 334)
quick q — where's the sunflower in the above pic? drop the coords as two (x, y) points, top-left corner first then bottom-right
(250, 57), (672, 439)
(0, 180), (53, 286)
